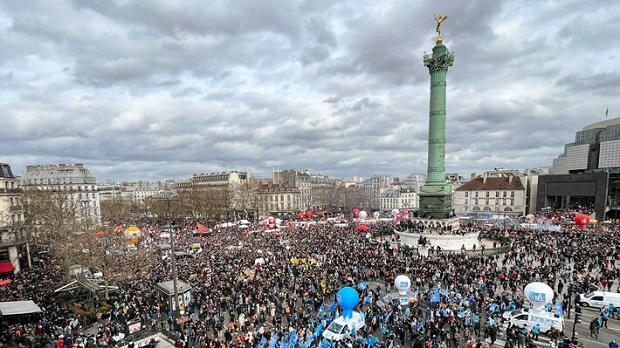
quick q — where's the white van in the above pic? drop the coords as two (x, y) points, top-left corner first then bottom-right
(506, 310), (564, 334)
(322, 311), (365, 341)
(578, 291), (620, 309)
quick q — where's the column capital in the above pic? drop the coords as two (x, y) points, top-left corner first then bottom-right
(424, 52), (454, 73)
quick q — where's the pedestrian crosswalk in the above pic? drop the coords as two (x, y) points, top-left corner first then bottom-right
(482, 308), (609, 347)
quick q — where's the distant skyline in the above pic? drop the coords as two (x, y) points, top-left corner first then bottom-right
(1, 1), (618, 182)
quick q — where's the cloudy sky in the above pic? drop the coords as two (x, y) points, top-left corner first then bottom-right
(1, 1), (618, 182)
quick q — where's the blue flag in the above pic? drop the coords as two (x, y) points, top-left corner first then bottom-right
(358, 281), (367, 290)
(259, 336), (267, 348)
(288, 331), (299, 348)
(430, 287), (441, 303)
(384, 311), (393, 323)
(363, 295), (372, 304)
(268, 333), (279, 348)
(555, 302), (564, 317)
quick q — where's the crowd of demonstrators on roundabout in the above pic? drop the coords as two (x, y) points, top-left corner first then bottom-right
(0, 208), (619, 348)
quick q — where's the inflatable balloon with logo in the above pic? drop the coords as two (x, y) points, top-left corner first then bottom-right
(394, 275), (412, 295)
(574, 213), (590, 230)
(336, 286), (359, 319)
(523, 282), (554, 310)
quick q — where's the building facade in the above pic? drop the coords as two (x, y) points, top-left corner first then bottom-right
(551, 117), (620, 174)
(379, 188), (419, 211)
(0, 163), (30, 275)
(454, 173), (526, 216)
(21, 164), (101, 229)
(361, 175), (392, 211)
(258, 183), (301, 216)
(401, 174), (427, 192)
(273, 170), (312, 210)
(272, 170), (341, 211)
(543, 117), (620, 219)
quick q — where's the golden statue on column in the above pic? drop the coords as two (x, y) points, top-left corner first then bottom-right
(434, 15), (448, 43)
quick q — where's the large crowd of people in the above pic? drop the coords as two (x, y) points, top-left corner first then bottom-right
(0, 208), (619, 348)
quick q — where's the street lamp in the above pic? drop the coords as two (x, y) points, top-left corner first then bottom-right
(165, 194), (180, 318)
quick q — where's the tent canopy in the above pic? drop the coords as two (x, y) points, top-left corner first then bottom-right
(0, 261), (15, 274)
(0, 300), (42, 316)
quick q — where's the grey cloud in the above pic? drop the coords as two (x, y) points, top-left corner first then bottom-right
(172, 87), (202, 98)
(0, 0), (618, 182)
(556, 73), (620, 97)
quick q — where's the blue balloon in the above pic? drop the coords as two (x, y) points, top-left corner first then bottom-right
(337, 286), (359, 319)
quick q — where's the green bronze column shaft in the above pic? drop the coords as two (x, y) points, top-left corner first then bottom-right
(426, 42), (452, 183)
(418, 37), (454, 219)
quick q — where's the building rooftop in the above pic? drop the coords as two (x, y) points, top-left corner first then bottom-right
(456, 176), (525, 191)
(0, 164), (14, 179)
(582, 116), (620, 131)
(22, 164), (96, 184)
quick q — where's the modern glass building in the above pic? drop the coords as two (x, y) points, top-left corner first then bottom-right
(551, 117), (620, 174)
(540, 117), (620, 220)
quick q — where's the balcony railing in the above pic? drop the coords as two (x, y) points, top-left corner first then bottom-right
(0, 188), (22, 194)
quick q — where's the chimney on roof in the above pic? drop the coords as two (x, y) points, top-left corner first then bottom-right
(483, 173), (487, 184)
(509, 175), (513, 184)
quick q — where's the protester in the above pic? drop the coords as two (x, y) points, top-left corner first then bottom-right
(0, 207), (617, 347)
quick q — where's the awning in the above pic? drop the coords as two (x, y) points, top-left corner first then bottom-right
(0, 300), (42, 316)
(0, 262), (14, 274)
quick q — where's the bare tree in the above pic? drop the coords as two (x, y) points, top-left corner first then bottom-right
(23, 188), (152, 291)
(22, 188), (85, 274)
(231, 181), (265, 220)
(100, 196), (134, 226)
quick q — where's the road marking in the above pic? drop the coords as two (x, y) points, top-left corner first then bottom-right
(578, 336), (608, 347)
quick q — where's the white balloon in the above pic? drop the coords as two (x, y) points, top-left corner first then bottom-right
(359, 211), (368, 219)
(524, 282), (554, 310)
(394, 275), (412, 295)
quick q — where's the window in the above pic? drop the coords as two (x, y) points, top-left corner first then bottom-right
(495, 191), (500, 197)
(475, 192), (479, 198)
(485, 199), (489, 205)
(464, 199), (468, 205)
(465, 192), (469, 197)
(511, 191), (515, 198)
(592, 296), (604, 301)
(503, 191), (507, 198)
(485, 192), (489, 198)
